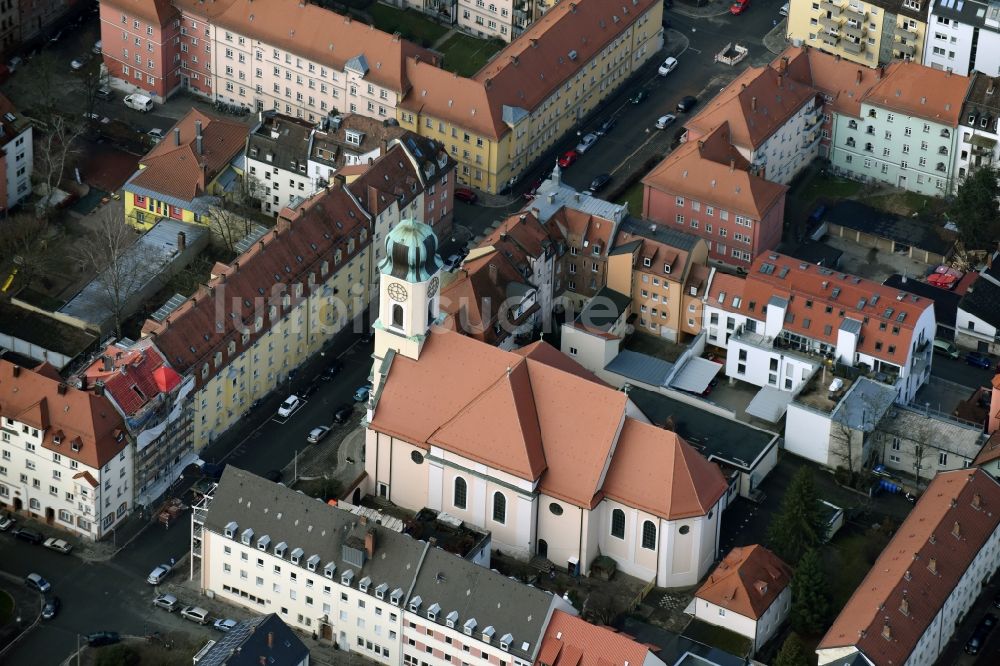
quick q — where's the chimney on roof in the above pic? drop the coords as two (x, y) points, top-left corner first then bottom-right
(484, 77), (493, 90)
(777, 74), (783, 88)
(381, 138), (389, 155)
(697, 140), (704, 149)
(489, 263), (498, 285)
(173, 127), (181, 146)
(856, 70), (862, 85)
(364, 528), (375, 559)
(519, 213), (527, 224)
(751, 96), (758, 111)
(195, 120), (203, 155)
(928, 557), (937, 574)
(877, 66), (884, 80)
(267, 632), (274, 649)
(836, 54), (841, 61)
(973, 493), (982, 509)
(177, 231), (187, 251)
(333, 173), (346, 188)
(95, 380), (105, 396)
(730, 158), (735, 173)
(780, 55), (789, 73)
(102, 355), (113, 372)
(57, 382), (67, 395)
(529, 38), (538, 48)
(12, 365), (20, 377)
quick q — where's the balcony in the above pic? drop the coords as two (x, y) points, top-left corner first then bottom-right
(895, 25), (919, 41)
(819, 15), (843, 30)
(894, 42), (916, 57)
(805, 111), (824, 129)
(820, 33), (841, 47)
(842, 8), (865, 23)
(820, 0), (844, 13)
(842, 40), (865, 55)
(842, 24), (866, 40)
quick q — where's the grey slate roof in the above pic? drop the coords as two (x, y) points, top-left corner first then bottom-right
(614, 216), (701, 253)
(197, 614), (307, 666)
(246, 112), (314, 174)
(408, 547), (558, 662)
(877, 404), (986, 459)
(604, 350), (675, 387)
(574, 286), (631, 332)
(932, 0), (1000, 31)
(839, 318), (863, 335)
(824, 201), (956, 256)
(884, 274), (961, 329)
(831, 377), (897, 432)
(959, 261), (1000, 328)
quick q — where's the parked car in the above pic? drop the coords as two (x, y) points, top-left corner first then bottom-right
(575, 132), (599, 154)
(443, 253), (463, 272)
(96, 85), (113, 100)
(307, 425), (331, 444)
(41, 595), (60, 620)
(589, 173), (612, 192)
(965, 352), (993, 369)
(152, 593), (179, 612)
(87, 632), (121, 647)
(557, 150), (579, 168)
(353, 384), (372, 402)
(277, 395), (301, 418)
(657, 57), (678, 76)
(677, 95), (699, 113)
(597, 116), (617, 135)
(213, 618), (238, 632)
(927, 265), (963, 289)
(655, 114), (677, 129)
(147, 128), (165, 144)
(181, 606), (211, 625)
(70, 56), (89, 70)
(730, 0), (750, 14)
(43, 537), (73, 554)
(333, 403), (354, 424)
(525, 176), (546, 198)
(147, 564), (172, 585)
(701, 378), (720, 397)
(7, 56), (23, 72)
(320, 360), (344, 381)
(454, 187), (478, 204)
(629, 89), (648, 105)
(0, 515), (14, 531)
(966, 613), (998, 654)
(932, 339), (959, 359)
(12, 527), (43, 544)
(25, 573), (51, 593)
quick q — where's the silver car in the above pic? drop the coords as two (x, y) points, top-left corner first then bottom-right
(575, 132), (599, 154)
(147, 564), (171, 585)
(181, 606), (210, 625)
(152, 593), (179, 612)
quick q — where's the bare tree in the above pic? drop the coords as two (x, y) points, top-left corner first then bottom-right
(207, 200), (253, 256)
(0, 214), (53, 292)
(77, 66), (109, 128)
(73, 209), (156, 337)
(33, 115), (86, 216)
(830, 380), (896, 482)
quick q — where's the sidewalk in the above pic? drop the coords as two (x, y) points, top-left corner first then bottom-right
(763, 18), (789, 55)
(0, 573), (40, 659)
(671, 0), (735, 18)
(294, 426), (364, 485)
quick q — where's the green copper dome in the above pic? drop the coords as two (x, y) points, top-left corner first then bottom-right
(379, 218), (442, 283)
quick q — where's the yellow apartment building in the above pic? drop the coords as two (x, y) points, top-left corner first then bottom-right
(786, 0), (927, 67)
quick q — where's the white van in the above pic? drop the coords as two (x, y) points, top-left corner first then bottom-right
(124, 93), (153, 112)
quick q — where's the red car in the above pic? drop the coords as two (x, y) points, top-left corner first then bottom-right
(557, 150), (579, 168)
(927, 265), (963, 289)
(730, 0), (749, 13)
(454, 187), (478, 204)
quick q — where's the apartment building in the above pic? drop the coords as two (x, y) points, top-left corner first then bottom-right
(0, 360), (133, 540)
(956, 254), (1000, 354)
(399, 0), (663, 192)
(140, 184), (372, 453)
(535, 610), (668, 666)
(306, 114), (409, 186)
(817, 468), (1000, 666)
(693, 545), (792, 655)
(925, 0), (1000, 76)
(0, 0), (17, 58)
(683, 62), (822, 187)
(873, 404), (988, 481)
(124, 109), (248, 230)
(955, 72), (1000, 183)
(829, 61), (970, 195)
(606, 218), (711, 342)
(642, 123), (788, 268)
(0, 93), (31, 211)
(787, 0), (928, 67)
(704, 252), (936, 404)
(367, 219), (730, 588)
(99, 0), (181, 101)
(197, 467), (573, 665)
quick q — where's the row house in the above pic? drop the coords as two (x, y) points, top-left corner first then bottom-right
(0, 93), (32, 211)
(399, 0), (663, 192)
(955, 72), (1000, 184)
(828, 60), (970, 195)
(0, 361), (133, 540)
(123, 109), (247, 230)
(367, 220), (731, 588)
(642, 123), (788, 268)
(683, 61), (822, 186)
(925, 0), (1000, 77)
(704, 251), (936, 404)
(141, 184), (372, 452)
(818, 469), (1000, 666)
(606, 217), (711, 342)
(198, 466), (573, 665)
(786, 0), (928, 67)
(79, 340), (192, 508)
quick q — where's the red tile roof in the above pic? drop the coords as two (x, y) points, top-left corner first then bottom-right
(863, 61), (970, 127)
(0, 361), (128, 469)
(535, 610), (653, 666)
(696, 545), (792, 620)
(346, 136), (453, 215)
(81, 342), (178, 418)
(439, 252), (535, 345)
(779, 46), (886, 118)
(973, 431), (1000, 467)
(643, 123), (788, 220)
(102, 0), (177, 26)
(130, 109), (247, 202)
(819, 469), (1000, 666)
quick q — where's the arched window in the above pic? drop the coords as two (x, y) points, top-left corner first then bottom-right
(610, 509), (625, 539)
(392, 304), (404, 328)
(641, 520), (657, 550)
(453, 477), (467, 510)
(492, 492), (506, 524)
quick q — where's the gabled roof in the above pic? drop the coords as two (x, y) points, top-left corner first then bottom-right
(643, 123), (788, 220)
(602, 419), (727, 520)
(81, 340), (179, 418)
(958, 260), (1000, 328)
(549, 207), (616, 255)
(0, 361), (128, 469)
(536, 610), (660, 666)
(103, 0), (177, 26)
(862, 60), (970, 127)
(612, 217), (703, 284)
(779, 46), (886, 118)
(196, 614), (308, 666)
(974, 431), (1000, 467)
(129, 109), (247, 202)
(696, 545), (792, 620)
(819, 469), (1000, 666)
(347, 135), (452, 215)
(705, 272), (746, 314)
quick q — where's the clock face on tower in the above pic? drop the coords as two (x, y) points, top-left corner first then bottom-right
(387, 282), (409, 302)
(427, 276), (439, 298)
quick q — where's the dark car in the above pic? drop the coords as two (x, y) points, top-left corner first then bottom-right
(12, 527), (43, 544)
(630, 89), (648, 105)
(42, 596), (61, 620)
(454, 187), (478, 204)
(320, 360), (344, 381)
(333, 403), (355, 424)
(676, 95), (699, 113)
(966, 352), (992, 369)
(966, 613), (998, 655)
(87, 631), (121, 647)
(589, 173), (612, 192)
(597, 116), (617, 135)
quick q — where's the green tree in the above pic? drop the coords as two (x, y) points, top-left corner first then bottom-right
(953, 165), (1000, 250)
(774, 632), (812, 666)
(790, 549), (830, 636)
(767, 467), (828, 563)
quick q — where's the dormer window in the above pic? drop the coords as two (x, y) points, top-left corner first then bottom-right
(224, 521), (238, 539)
(306, 555), (321, 571)
(500, 633), (514, 651)
(375, 583), (388, 599)
(390, 588), (403, 606)
(290, 547), (304, 565)
(341, 570), (355, 586)
(464, 618), (477, 635)
(257, 535), (271, 551)
(592, 245), (601, 255)
(664, 263), (671, 274)
(409, 595), (422, 612)
(446, 610), (459, 628)
(240, 528), (254, 545)
(274, 542), (287, 558)
(359, 576), (371, 593)
(427, 603), (441, 621)
(483, 626), (496, 643)
(323, 562), (336, 578)
(643, 257), (651, 267)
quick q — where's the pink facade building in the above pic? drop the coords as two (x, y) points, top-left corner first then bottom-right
(100, 0), (181, 101)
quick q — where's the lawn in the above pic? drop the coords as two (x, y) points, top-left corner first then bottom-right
(438, 34), (506, 77)
(615, 179), (645, 214)
(796, 172), (863, 210)
(368, 4), (448, 47)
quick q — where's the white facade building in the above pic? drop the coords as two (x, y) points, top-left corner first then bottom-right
(924, 0), (1000, 77)
(956, 259), (1000, 355)
(0, 100), (32, 211)
(955, 73), (1000, 185)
